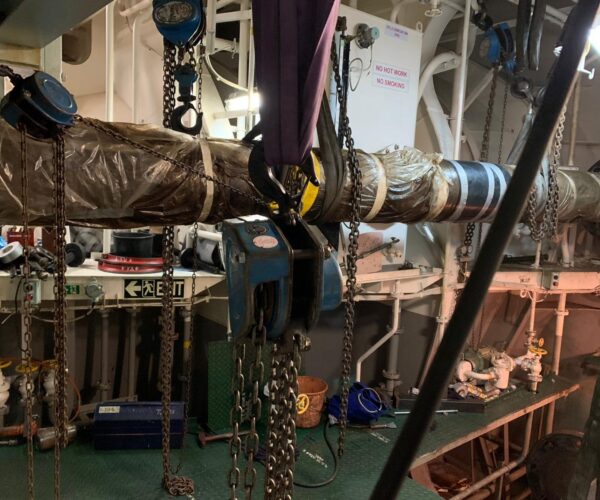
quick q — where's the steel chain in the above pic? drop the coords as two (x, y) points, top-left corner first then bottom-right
(228, 339), (245, 499)
(264, 338), (300, 500)
(331, 36), (362, 458)
(20, 126), (36, 500)
(52, 133), (68, 500)
(228, 285), (267, 499)
(158, 37), (195, 497)
(527, 106), (566, 241)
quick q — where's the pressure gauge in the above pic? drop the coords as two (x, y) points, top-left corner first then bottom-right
(152, 0), (205, 46)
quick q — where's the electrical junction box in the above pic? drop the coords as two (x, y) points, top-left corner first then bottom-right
(335, 5), (422, 152)
(94, 402), (185, 450)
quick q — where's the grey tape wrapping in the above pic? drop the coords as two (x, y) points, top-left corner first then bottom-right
(199, 139), (214, 221)
(363, 154), (388, 222)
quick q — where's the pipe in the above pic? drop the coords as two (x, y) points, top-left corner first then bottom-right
(236, 0), (250, 137)
(546, 293), (568, 434)
(105, 2), (115, 122)
(355, 299), (401, 383)
(418, 52), (459, 101)
(451, 412), (534, 500)
(371, 2), (596, 496)
(127, 307), (139, 397)
(206, 0), (217, 55)
(131, 11), (147, 124)
(100, 309), (110, 401)
(567, 76), (581, 166)
(464, 68), (495, 112)
(118, 0), (151, 17)
(450, 0), (472, 159)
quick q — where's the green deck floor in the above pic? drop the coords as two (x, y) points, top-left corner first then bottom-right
(0, 377), (577, 499)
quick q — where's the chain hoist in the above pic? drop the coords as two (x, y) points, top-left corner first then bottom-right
(330, 32), (362, 458)
(0, 64), (77, 500)
(152, 0), (208, 493)
(20, 125), (36, 500)
(154, 0), (205, 135)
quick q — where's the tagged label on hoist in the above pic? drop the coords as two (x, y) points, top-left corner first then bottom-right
(123, 278), (185, 299)
(252, 235), (278, 249)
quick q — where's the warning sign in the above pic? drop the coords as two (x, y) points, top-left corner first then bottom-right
(123, 278), (185, 299)
(372, 62), (409, 93)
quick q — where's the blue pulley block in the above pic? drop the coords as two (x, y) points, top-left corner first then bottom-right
(153, 0), (205, 46)
(0, 71), (77, 139)
(480, 22), (516, 74)
(223, 216), (292, 341)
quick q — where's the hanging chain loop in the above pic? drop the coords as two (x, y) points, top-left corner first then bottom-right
(330, 35), (362, 458)
(20, 126), (36, 500)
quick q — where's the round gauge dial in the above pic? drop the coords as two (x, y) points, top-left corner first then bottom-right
(154, 1), (195, 25)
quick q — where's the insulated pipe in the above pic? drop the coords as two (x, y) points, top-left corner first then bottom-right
(105, 2), (115, 122)
(127, 307), (139, 398)
(451, 412), (534, 500)
(371, 2), (597, 496)
(355, 299), (401, 383)
(100, 309), (110, 402)
(546, 292), (568, 434)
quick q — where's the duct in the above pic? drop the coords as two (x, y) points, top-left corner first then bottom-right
(0, 0), (111, 48)
(1, 119), (600, 226)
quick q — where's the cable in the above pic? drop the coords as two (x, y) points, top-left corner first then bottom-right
(293, 421), (339, 489)
(204, 53), (249, 91)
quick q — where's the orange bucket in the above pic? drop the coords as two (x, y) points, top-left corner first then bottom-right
(296, 376), (328, 428)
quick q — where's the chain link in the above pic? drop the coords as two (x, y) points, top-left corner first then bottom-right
(331, 36), (362, 459)
(20, 126), (36, 500)
(52, 133), (68, 500)
(527, 106), (566, 241)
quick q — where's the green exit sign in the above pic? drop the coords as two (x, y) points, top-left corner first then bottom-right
(65, 284), (81, 295)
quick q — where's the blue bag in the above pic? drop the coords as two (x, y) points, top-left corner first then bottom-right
(328, 382), (387, 425)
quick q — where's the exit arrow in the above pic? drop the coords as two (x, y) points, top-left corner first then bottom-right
(125, 281), (141, 297)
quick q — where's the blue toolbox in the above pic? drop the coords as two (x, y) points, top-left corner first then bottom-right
(93, 402), (185, 450)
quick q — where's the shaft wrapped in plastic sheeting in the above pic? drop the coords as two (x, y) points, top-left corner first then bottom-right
(0, 118), (599, 227)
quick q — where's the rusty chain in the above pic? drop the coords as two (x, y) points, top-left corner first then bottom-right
(20, 126), (36, 500)
(264, 338), (300, 500)
(52, 132), (68, 500)
(228, 285), (267, 499)
(331, 34), (362, 459)
(527, 106), (566, 241)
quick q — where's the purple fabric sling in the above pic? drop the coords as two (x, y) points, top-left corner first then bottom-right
(252, 0), (340, 167)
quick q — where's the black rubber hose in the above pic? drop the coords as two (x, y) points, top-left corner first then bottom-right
(370, 1), (600, 498)
(516, 0), (532, 73)
(294, 422), (339, 488)
(528, 0), (547, 71)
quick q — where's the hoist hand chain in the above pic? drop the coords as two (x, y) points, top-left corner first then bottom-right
(228, 284), (268, 499)
(75, 116), (267, 209)
(159, 225), (194, 496)
(20, 126), (35, 500)
(264, 338), (300, 500)
(158, 38), (195, 498)
(526, 106), (565, 242)
(462, 63), (505, 349)
(331, 35), (362, 459)
(52, 132), (69, 500)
